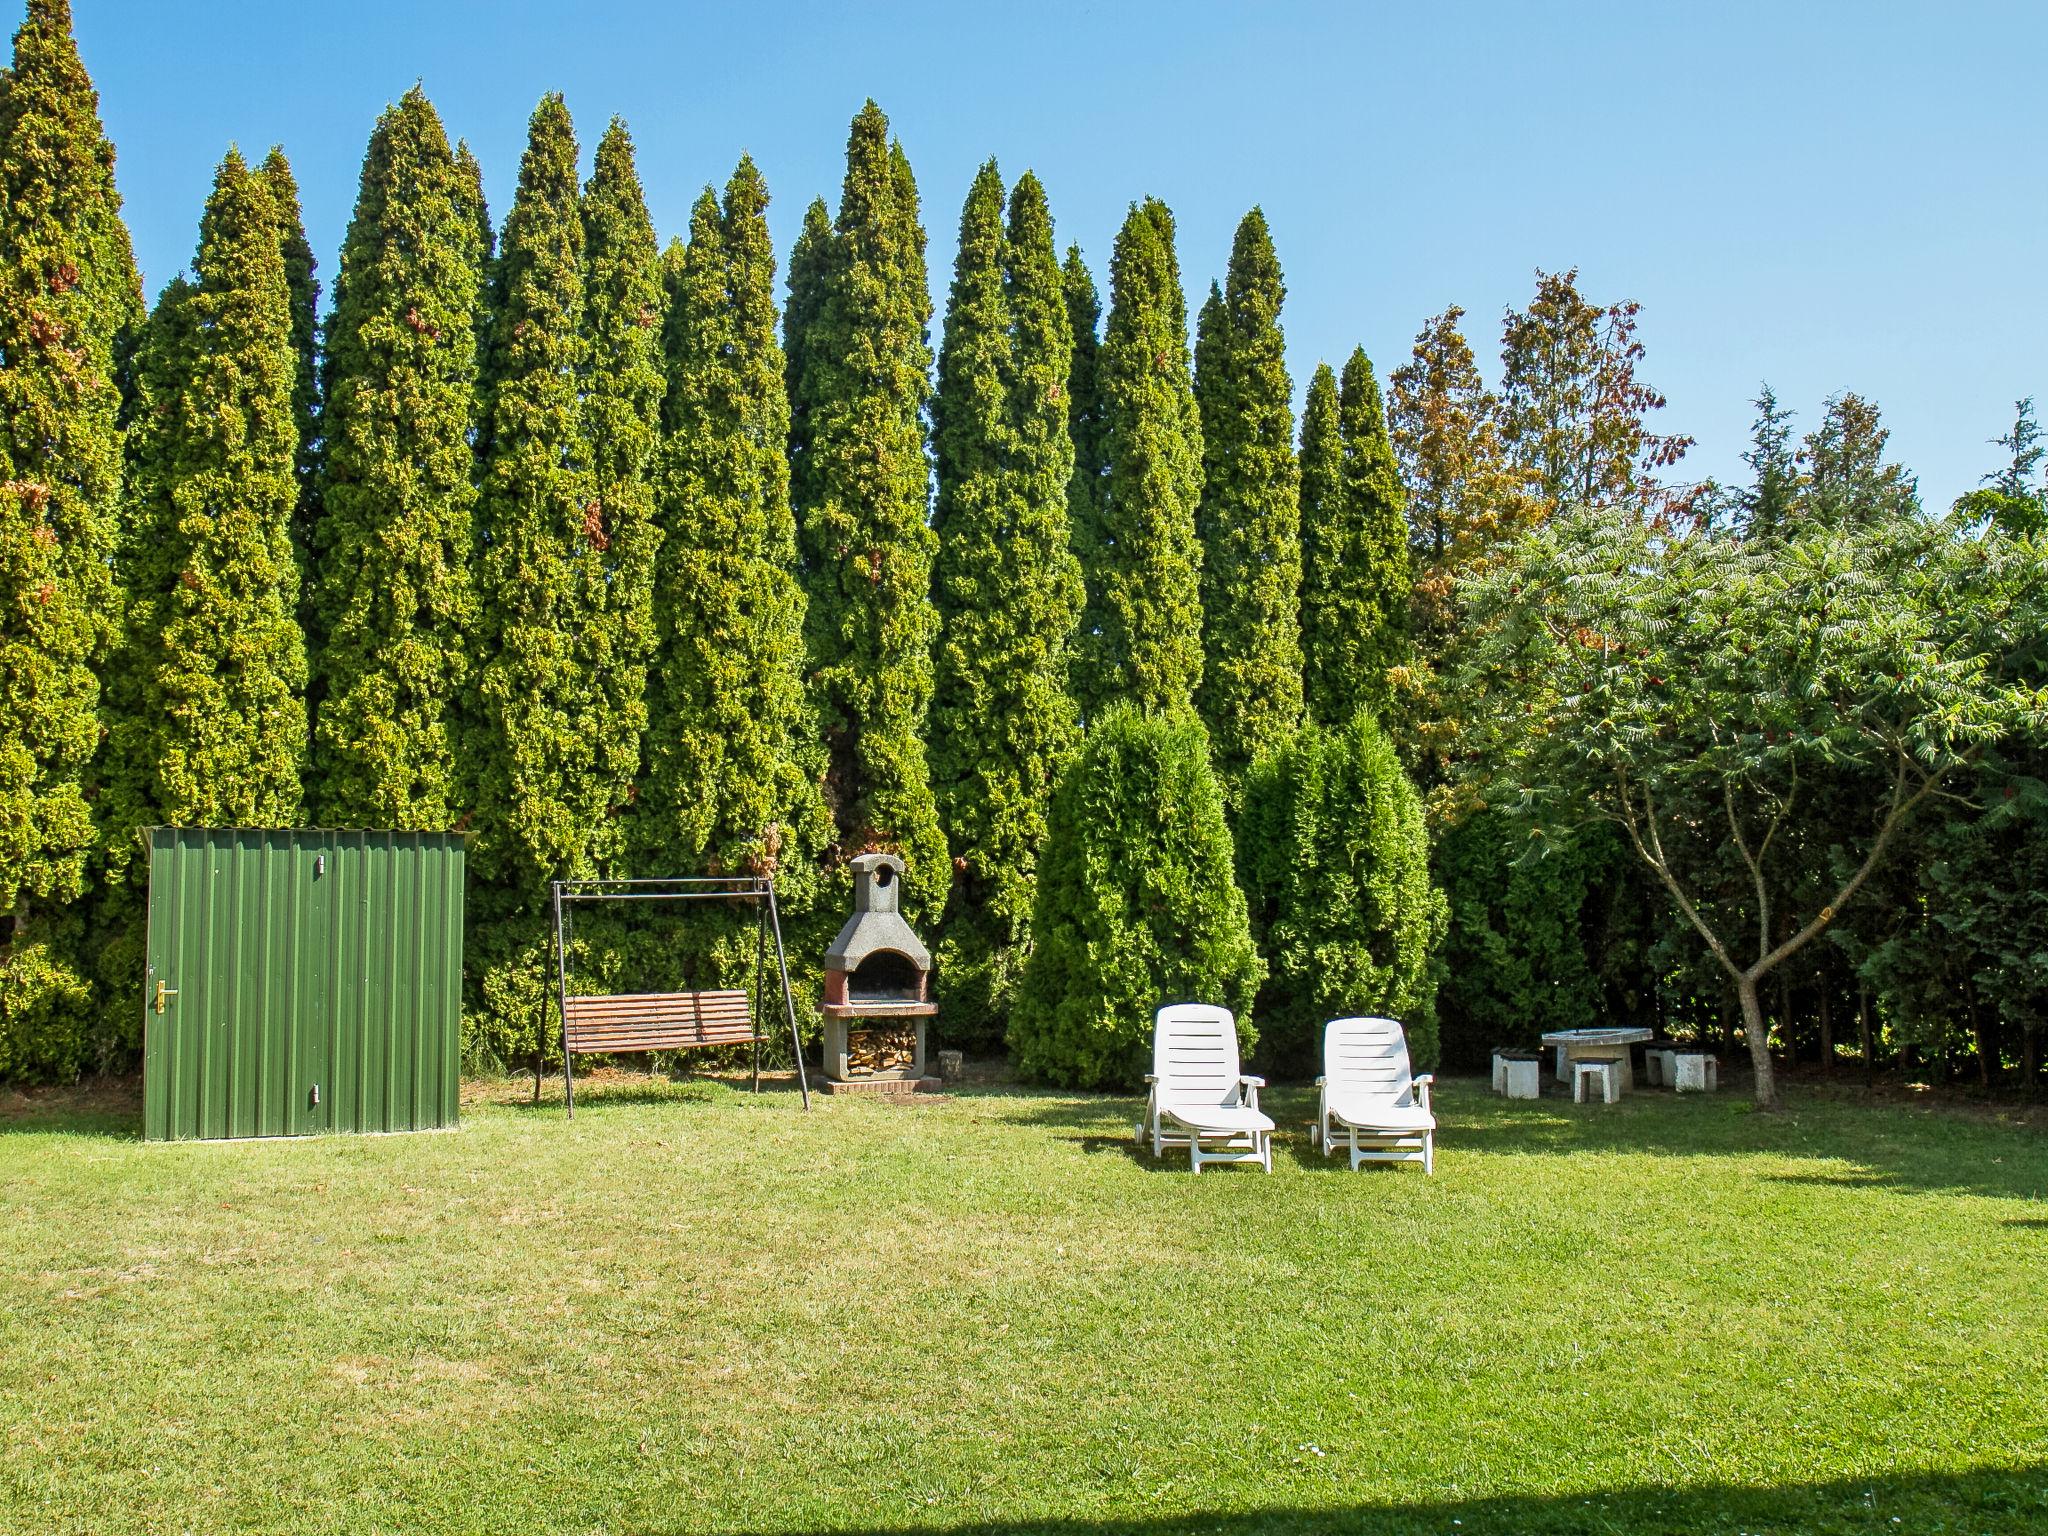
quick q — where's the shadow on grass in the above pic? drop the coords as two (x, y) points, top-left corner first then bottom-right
(689, 1466), (2048, 1536)
(1000, 1078), (2048, 1205)
(0, 1078), (143, 1139)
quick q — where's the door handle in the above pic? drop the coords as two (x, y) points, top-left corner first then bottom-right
(154, 980), (178, 1015)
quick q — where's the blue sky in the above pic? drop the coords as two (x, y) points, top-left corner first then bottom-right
(65, 0), (2047, 505)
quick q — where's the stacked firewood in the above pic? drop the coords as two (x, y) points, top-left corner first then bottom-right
(845, 1026), (917, 1076)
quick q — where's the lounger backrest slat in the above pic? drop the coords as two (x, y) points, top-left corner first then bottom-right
(1323, 1016), (1416, 1107)
(1154, 1003), (1244, 1109)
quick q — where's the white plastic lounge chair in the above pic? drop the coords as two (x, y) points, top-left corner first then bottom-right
(1312, 1016), (1436, 1173)
(1136, 1003), (1273, 1173)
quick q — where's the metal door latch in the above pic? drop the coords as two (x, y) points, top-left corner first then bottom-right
(154, 979), (178, 1015)
(310, 1083), (321, 1107)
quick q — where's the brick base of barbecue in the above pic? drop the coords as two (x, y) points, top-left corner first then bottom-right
(818, 1075), (942, 1097)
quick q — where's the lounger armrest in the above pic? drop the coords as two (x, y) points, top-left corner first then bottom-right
(1313, 1074), (1326, 1088)
(1143, 1074), (1158, 1084)
(1239, 1075), (1266, 1089)
(1414, 1073), (1434, 1112)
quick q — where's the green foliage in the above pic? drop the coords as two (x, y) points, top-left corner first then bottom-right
(97, 153), (308, 1055)
(1796, 391), (1918, 528)
(1434, 810), (1622, 1066)
(0, 0), (144, 1076)
(928, 166), (1082, 1048)
(1497, 267), (1692, 517)
(788, 101), (949, 920)
(1193, 209), (1302, 799)
(1076, 199), (1204, 718)
(1457, 502), (2048, 1103)
(309, 86), (483, 830)
(473, 96), (610, 886)
(256, 148), (319, 548)
(109, 150), (306, 830)
(1011, 707), (1262, 1089)
(1299, 348), (1409, 726)
(1061, 244), (1106, 706)
(1238, 712), (1445, 1075)
(640, 159), (829, 950)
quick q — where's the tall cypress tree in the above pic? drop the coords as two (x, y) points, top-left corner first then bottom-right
(1061, 244), (1105, 712)
(1300, 347), (1410, 726)
(257, 148), (319, 548)
(470, 95), (602, 892)
(1081, 197), (1204, 717)
(573, 116), (661, 869)
(641, 160), (828, 939)
(103, 150), (305, 925)
(1192, 208), (1302, 797)
(789, 100), (949, 919)
(1297, 361), (1341, 648)
(783, 195), (831, 513)
(929, 165), (1082, 1045)
(309, 87), (483, 830)
(0, 0), (144, 1078)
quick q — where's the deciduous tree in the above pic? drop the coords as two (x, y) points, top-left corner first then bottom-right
(1457, 503), (2046, 1107)
(1497, 268), (1692, 518)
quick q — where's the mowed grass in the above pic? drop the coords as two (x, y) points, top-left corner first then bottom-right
(2, 1073), (2045, 1536)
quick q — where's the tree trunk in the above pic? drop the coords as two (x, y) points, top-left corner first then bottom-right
(1819, 985), (1833, 1079)
(1858, 981), (1873, 1087)
(1740, 974), (1777, 1108)
(1970, 991), (1994, 1089)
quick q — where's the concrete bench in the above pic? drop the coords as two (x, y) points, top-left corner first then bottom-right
(1572, 1056), (1622, 1105)
(1672, 1051), (1720, 1093)
(1493, 1049), (1542, 1100)
(1644, 1043), (1680, 1087)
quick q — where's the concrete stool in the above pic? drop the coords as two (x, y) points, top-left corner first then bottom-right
(1491, 1046), (1528, 1093)
(1672, 1051), (1719, 1093)
(1572, 1056), (1622, 1104)
(1499, 1051), (1541, 1100)
(1644, 1044), (1679, 1088)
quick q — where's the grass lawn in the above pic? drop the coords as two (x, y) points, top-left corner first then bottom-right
(3, 1072), (2045, 1535)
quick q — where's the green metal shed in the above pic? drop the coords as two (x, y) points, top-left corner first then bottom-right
(142, 828), (466, 1142)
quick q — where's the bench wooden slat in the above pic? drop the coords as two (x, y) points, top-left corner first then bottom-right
(561, 989), (761, 1054)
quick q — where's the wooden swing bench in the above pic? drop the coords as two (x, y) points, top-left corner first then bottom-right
(548, 875), (811, 1117)
(562, 989), (758, 1056)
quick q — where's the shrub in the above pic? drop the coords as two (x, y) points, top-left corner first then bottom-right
(1009, 708), (1263, 1089)
(1238, 712), (1446, 1075)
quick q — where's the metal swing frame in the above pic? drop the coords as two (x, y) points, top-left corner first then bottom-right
(546, 875), (810, 1114)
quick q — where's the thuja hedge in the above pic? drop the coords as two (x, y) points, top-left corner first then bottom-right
(1009, 707), (1263, 1090)
(1238, 711), (1446, 1076)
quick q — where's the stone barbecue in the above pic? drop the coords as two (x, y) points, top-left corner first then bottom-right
(820, 853), (937, 1094)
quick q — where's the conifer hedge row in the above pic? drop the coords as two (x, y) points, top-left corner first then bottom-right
(0, 3), (1440, 1084)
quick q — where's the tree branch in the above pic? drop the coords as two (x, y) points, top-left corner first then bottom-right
(1747, 748), (1970, 980)
(1616, 768), (1741, 981)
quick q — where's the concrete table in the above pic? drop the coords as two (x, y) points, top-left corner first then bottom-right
(1541, 1026), (1653, 1093)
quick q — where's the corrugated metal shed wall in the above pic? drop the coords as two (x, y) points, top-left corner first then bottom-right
(142, 829), (465, 1141)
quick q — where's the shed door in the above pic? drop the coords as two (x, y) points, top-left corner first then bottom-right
(143, 830), (333, 1141)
